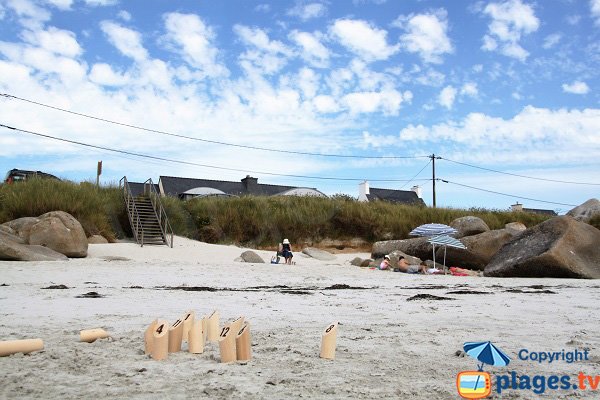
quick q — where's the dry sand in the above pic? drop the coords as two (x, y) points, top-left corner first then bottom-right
(1, 236), (599, 399)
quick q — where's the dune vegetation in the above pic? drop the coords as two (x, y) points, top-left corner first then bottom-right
(0, 179), (560, 248)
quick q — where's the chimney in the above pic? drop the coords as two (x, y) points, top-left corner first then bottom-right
(241, 175), (258, 195)
(358, 180), (370, 202)
(511, 202), (523, 212)
(411, 185), (422, 198)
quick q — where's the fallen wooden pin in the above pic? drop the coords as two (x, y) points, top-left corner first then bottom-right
(168, 317), (184, 353)
(182, 310), (195, 343)
(235, 322), (251, 362)
(80, 328), (110, 343)
(206, 310), (220, 343)
(188, 319), (205, 354)
(218, 324), (236, 363)
(320, 322), (338, 360)
(0, 339), (44, 357)
(151, 320), (169, 361)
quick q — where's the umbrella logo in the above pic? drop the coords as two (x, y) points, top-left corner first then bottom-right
(457, 341), (511, 399)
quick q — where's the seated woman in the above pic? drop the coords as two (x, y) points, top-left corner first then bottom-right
(281, 238), (293, 265)
(394, 256), (427, 274)
(379, 255), (392, 270)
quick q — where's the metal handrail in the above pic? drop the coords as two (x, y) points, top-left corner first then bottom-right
(143, 178), (174, 248)
(119, 176), (145, 246)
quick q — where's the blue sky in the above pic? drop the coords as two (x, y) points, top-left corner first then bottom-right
(0, 0), (598, 212)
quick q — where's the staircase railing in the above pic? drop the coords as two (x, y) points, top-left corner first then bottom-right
(143, 178), (174, 248)
(119, 176), (145, 246)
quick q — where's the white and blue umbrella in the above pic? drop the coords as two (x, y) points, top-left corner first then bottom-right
(428, 235), (466, 270)
(464, 341), (511, 370)
(409, 224), (458, 271)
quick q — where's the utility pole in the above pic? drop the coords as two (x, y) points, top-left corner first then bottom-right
(430, 154), (441, 207)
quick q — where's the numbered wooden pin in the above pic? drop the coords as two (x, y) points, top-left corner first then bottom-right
(182, 310), (195, 343)
(320, 322), (338, 360)
(144, 319), (158, 355)
(0, 339), (44, 357)
(201, 317), (208, 343)
(168, 318), (184, 353)
(188, 320), (204, 354)
(151, 320), (169, 361)
(80, 328), (109, 343)
(235, 322), (251, 362)
(206, 310), (220, 343)
(229, 316), (245, 335)
(218, 324), (236, 363)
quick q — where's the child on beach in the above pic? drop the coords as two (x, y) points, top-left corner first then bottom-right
(281, 238), (293, 265)
(379, 255), (392, 270)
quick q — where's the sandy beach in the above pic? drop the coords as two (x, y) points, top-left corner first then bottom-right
(1, 236), (599, 399)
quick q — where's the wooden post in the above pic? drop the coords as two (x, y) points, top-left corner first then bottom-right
(168, 318), (184, 353)
(188, 320), (205, 354)
(0, 339), (44, 357)
(144, 320), (158, 355)
(206, 310), (220, 342)
(151, 320), (169, 361)
(201, 317), (208, 343)
(229, 316), (244, 335)
(320, 322), (338, 360)
(218, 324), (236, 363)
(80, 328), (109, 343)
(182, 311), (195, 343)
(235, 322), (251, 362)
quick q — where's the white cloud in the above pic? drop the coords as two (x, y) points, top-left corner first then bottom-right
(342, 89), (410, 115)
(592, 0), (600, 25)
(296, 67), (319, 99)
(392, 9), (452, 64)
(234, 25), (293, 74)
(100, 21), (148, 61)
(89, 62), (129, 86)
(84, 0), (118, 6)
(287, 2), (326, 21)
(5, 0), (51, 29)
(289, 30), (329, 68)
(542, 33), (561, 49)
(480, 0), (539, 61)
(329, 19), (398, 61)
(473, 64), (483, 73)
(21, 26), (82, 57)
(255, 4), (270, 13)
(117, 10), (131, 21)
(162, 13), (227, 78)
(438, 85), (456, 109)
(562, 81), (590, 94)
(461, 82), (478, 97)
(312, 95), (339, 113)
(45, 0), (73, 10)
(566, 15), (581, 25)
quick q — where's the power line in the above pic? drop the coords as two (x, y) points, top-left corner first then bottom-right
(439, 179), (577, 207)
(0, 93), (429, 160)
(441, 157), (600, 186)
(399, 159), (431, 190)
(0, 123), (432, 183)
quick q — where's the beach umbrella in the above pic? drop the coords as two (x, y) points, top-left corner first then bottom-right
(463, 341), (511, 370)
(428, 235), (466, 269)
(409, 224), (458, 270)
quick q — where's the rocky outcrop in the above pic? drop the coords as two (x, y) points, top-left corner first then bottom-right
(29, 211), (87, 258)
(388, 250), (422, 266)
(436, 229), (521, 270)
(350, 257), (363, 266)
(0, 232), (68, 261)
(567, 199), (600, 223)
(88, 235), (109, 244)
(450, 216), (490, 238)
(2, 217), (39, 241)
(302, 247), (336, 261)
(505, 222), (527, 234)
(485, 216), (600, 279)
(372, 237), (432, 261)
(239, 250), (265, 263)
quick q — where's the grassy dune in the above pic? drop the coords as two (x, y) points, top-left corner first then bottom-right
(0, 179), (563, 246)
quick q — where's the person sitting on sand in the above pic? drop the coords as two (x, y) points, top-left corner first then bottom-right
(281, 238), (293, 265)
(394, 256), (427, 274)
(379, 255), (392, 270)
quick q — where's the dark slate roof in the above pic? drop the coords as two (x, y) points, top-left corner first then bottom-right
(523, 208), (558, 216)
(4, 168), (60, 182)
(366, 187), (425, 206)
(158, 175), (319, 197)
(128, 182), (160, 197)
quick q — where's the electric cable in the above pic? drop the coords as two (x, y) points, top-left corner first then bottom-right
(399, 159), (431, 189)
(0, 123), (431, 183)
(0, 93), (429, 160)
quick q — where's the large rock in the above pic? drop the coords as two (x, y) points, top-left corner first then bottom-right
(437, 229), (520, 270)
(567, 199), (600, 223)
(239, 250), (265, 263)
(88, 235), (109, 244)
(302, 247), (336, 261)
(450, 216), (490, 238)
(372, 237), (432, 261)
(28, 211), (88, 257)
(485, 216), (600, 278)
(388, 250), (422, 266)
(0, 232), (68, 261)
(505, 222), (527, 234)
(2, 217), (40, 241)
